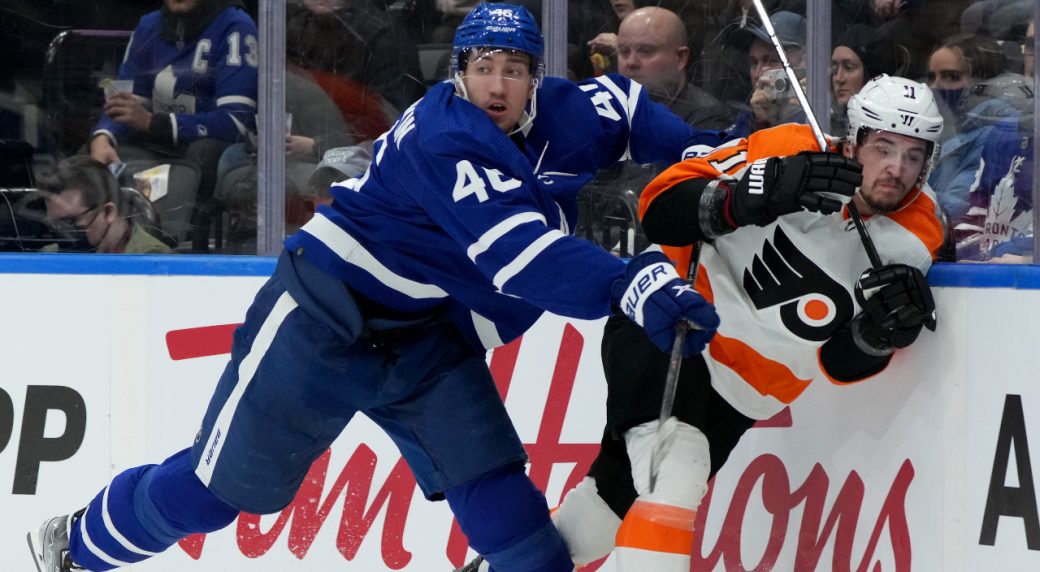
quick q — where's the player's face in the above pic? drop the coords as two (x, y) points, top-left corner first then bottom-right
(850, 130), (928, 215)
(164, 0), (205, 15)
(830, 46), (864, 106)
(462, 49), (534, 132)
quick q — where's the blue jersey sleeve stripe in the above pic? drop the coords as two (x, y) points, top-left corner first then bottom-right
(492, 229), (566, 290)
(216, 95), (258, 108)
(469, 310), (504, 349)
(303, 214), (449, 299)
(467, 211), (547, 262)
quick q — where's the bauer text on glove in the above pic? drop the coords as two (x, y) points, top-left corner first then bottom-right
(611, 251), (719, 356)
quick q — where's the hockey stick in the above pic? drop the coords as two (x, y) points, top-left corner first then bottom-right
(748, 0), (883, 269)
(648, 242), (701, 492)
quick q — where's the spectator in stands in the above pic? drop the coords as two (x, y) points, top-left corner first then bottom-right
(725, 10), (806, 138)
(616, 6), (731, 129)
(927, 34), (1007, 125)
(88, 0), (259, 251)
(214, 0), (400, 253)
(833, 0), (953, 83)
(952, 73), (1033, 263)
(926, 34), (1009, 220)
(586, 0), (637, 75)
(576, 6), (730, 257)
(946, 71), (1034, 261)
(37, 156), (173, 254)
(690, 0), (800, 108)
(830, 25), (909, 134)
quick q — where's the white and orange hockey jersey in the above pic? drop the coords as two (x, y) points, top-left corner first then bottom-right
(640, 124), (944, 420)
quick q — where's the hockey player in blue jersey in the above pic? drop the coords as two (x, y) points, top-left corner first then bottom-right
(29, 4), (724, 571)
(88, 0), (258, 249)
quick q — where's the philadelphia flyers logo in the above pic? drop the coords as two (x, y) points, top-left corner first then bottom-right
(742, 227), (854, 341)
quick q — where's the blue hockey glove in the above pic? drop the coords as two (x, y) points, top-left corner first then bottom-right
(611, 251), (720, 356)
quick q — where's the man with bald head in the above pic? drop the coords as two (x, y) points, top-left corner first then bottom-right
(575, 5), (730, 257)
(616, 6), (730, 129)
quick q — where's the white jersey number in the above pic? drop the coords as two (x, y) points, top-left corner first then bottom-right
(452, 160), (522, 203)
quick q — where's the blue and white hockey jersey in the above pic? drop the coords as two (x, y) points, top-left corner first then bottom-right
(287, 75), (726, 350)
(93, 3), (258, 146)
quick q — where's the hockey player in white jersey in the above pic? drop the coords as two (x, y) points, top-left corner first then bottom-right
(549, 75), (944, 570)
(28, 4), (728, 572)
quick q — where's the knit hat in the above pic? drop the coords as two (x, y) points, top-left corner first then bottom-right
(833, 25), (909, 82)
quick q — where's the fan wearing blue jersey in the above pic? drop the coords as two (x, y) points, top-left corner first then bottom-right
(88, 0), (258, 249)
(29, 4), (724, 572)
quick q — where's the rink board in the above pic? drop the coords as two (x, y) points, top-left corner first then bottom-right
(1, 255), (1039, 571)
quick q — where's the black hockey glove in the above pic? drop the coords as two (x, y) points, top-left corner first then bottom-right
(852, 264), (937, 355)
(727, 152), (862, 227)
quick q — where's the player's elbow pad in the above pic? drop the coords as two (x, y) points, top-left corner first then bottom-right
(819, 319), (893, 383)
(642, 178), (733, 245)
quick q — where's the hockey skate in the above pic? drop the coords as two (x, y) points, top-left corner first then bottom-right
(27, 512), (82, 572)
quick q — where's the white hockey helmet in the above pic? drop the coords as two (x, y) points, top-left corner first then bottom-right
(846, 74), (944, 181)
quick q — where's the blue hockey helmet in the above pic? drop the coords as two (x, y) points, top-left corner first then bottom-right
(450, 3), (545, 79)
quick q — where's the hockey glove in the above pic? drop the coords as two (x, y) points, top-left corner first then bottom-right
(611, 251), (720, 356)
(852, 264), (937, 355)
(727, 152), (863, 227)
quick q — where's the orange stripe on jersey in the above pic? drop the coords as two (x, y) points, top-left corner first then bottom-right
(708, 333), (812, 404)
(744, 124), (823, 161)
(615, 501), (697, 555)
(887, 190), (945, 260)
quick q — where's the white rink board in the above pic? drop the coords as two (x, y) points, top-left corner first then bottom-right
(2, 269), (1040, 571)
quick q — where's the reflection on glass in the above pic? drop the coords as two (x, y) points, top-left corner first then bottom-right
(1, 1), (1037, 263)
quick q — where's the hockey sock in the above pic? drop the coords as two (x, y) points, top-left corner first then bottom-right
(69, 448), (238, 570)
(445, 464), (573, 572)
(552, 477), (621, 565)
(612, 419), (711, 571)
(614, 500), (697, 571)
